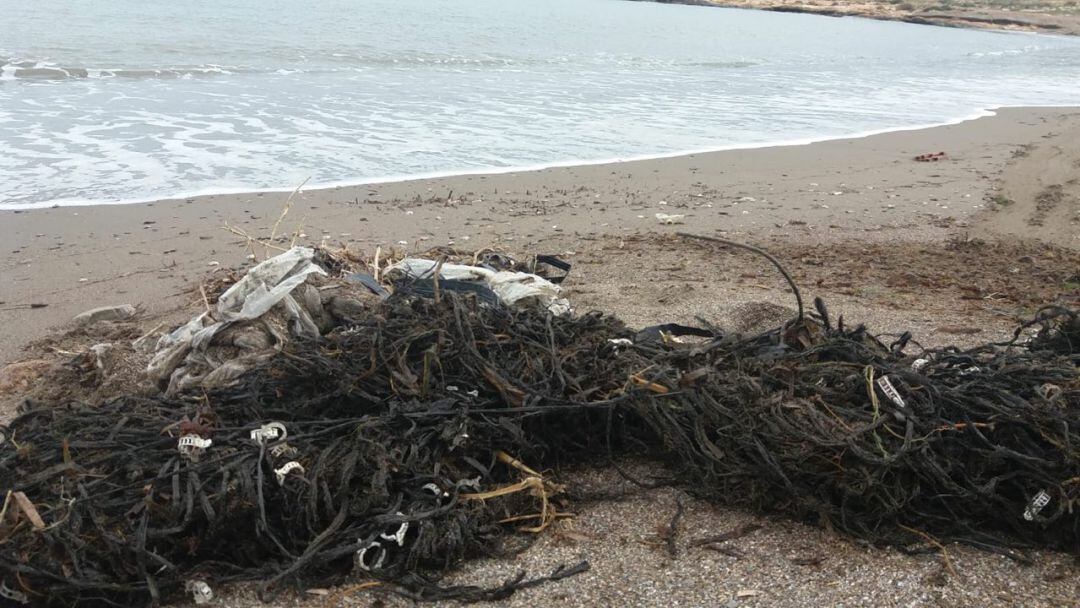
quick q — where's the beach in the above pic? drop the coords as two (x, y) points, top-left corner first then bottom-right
(3, 106), (1079, 366)
(664, 0), (1080, 35)
(2, 107), (1079, 607)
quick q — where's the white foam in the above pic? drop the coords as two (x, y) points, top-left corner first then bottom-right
(0, 104), (1040, 211)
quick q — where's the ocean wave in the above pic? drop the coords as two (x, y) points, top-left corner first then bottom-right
(684, 60), (759, 69)
(0, 52), (761, 82)
(0, 57), (238, 81)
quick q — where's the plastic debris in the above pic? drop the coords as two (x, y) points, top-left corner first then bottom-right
(177, 435), (212, 462)
(184, 580), (213, 605)
(250, 422), (287, 445)
(146, 247), (327, 394)
(655, 213), (685, 225)
(0, 580), (29, 604)
(392, 258), (571, 315)
(274, 461), (305, 485)
(73, 304), (137, 327)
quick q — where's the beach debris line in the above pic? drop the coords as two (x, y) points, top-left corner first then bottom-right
(914, 151), (947, 162)
(0, 238), (1077, 607)
(72, 303), (137, 327)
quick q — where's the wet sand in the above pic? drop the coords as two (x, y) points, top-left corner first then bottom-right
(3, 106), (1079, 365)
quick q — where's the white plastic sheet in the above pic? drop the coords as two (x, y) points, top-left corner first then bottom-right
(146, 247), (326, 393)
(392, 258), (570, 316)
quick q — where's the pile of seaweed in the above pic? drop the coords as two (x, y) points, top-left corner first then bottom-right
(0, 239), (1077, 607)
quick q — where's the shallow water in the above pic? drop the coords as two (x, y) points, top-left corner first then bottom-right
(3, 0), (1080, 208)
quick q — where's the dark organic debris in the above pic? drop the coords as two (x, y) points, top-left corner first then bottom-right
(0, 239), (1077, 607)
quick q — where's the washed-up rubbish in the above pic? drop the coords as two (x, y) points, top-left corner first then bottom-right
(914, 151), (947, 162)
(391, 258), (571, 315)
(655, 213), (685, 225)
(0, 238), (1077, 607)
(73, 304), (138, 327)
(145, 246), (329, 394)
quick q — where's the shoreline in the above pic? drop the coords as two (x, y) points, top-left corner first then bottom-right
(0, 104), (1047, 211)
(2, 106), (1079, 365)
(640, 0), (1080, 36)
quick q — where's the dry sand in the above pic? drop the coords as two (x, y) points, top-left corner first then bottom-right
(666, 0), (1080, 36)
(2, 106), (1079, 607)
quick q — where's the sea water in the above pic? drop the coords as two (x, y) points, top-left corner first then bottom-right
(2, 0), (1080, 208)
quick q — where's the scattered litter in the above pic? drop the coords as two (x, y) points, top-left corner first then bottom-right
(914, 151), (947, 162)
(184, 580), (213, 605)
(1023, 490), (1052, 521)
(392, 258), (571, 315)
(0, 238), (1076, 607)
(73, 304), (137, 327)
(655, 213), (686, 225)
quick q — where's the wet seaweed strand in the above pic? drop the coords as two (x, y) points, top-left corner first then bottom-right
(0, 272), (1076, 607)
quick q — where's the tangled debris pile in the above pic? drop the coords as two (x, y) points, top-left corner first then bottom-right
(0, 239), (1077, 607)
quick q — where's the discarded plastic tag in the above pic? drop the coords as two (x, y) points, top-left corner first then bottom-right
(1023, 490), (1051, 521)
(422, 482), (449, 502)
(655, 213), (685, 225)
(380, 513), (409, 546)
(250, 422), (287, 445)
(466, 389), (479, 398)
(178, 435), (212, 461)
(356, 542), (386, 571)
(274, 461), (305, 485)
(875, 376), (906, 408)
(959, 366), (981, 376)
(269, 442), (297, 459)
(185, 580), (213, 605)
(1038, 383), (1062, 401)
(0, 580), (29, 604)
(911, 358), (929, 372)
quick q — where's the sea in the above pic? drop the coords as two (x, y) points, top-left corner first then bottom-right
(3, 0), (1080, 209)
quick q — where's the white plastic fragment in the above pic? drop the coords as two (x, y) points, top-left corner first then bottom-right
(0, 580), (29, 604)
(608, 338), (633, 347)
(73, 304), (137, 327)
(185, 580), (214, 605)
(392, 258), (571, 316)
(147, 247), (327, 393)
(269, 443), (297, 459)
(380, 512), (409, 546)
(875, 376), (906, 408)
(422, 482), (449, 500)
(1038, 383), (1062, 401)
(274, 461), (305, 485)
(250, 422), (287, 445)
(911, 358), (929, 372)
(655, 213), (685, 225)
(356, 542), (386, 571)
(1023, 490), (1051, 521)
(178, 435), (212, 461)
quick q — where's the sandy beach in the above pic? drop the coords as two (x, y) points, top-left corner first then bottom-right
(2, 106), (1079, 607)
(662, 0), (1080, 36)
(3, 106), (1079, 366)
